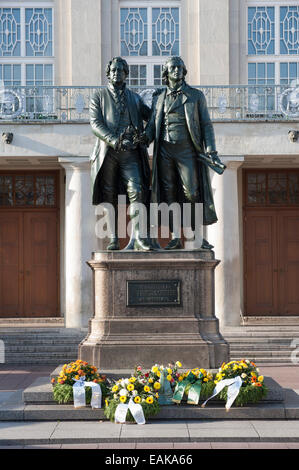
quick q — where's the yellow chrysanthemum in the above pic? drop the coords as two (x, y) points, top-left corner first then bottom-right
(166, 374), (172, 381)
(148, 378), (154, 383)
(258, 376), (264, 383)
(155, 393), (159, 399)
(156, 371), (161, 377)
(144, 385), (150, 393)
(129, 377), (136, 383)
(176, 361), (182, 368)
(167, 368), (172, 374)
(134, 396), (141, 404)
(127, 384), (134, 391)
(178, 376), (184, 382)
(112, 385), (119, 393)
(146, 396), (154, 404)
(153, 382), (161, 390)
(119, 396), (127, 403)
(151, 366), (159, 374)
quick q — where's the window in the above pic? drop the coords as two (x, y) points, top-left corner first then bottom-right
(247, 3), (299, 85)
(247, 3), (299, 113)
(0, 4), (54, 87)
(0, 172), (57, 207)
(120, 3), (180, 86)
(246, 170), (299, 205)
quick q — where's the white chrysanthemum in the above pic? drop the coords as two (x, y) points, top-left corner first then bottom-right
(241, 373), (247, 379)
(119, 388), (128, 396)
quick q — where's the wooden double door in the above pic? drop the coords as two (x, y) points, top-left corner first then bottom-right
(244, 170), (299, 316)
(0, 172), (59, 317)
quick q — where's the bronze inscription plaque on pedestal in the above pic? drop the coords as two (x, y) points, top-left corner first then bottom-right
(127, 280), (181, 307)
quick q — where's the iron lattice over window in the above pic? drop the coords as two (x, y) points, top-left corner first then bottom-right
(246, 170), (299, 206)
(120, 4), (180, 86)
(0, 5), (53, 87)
(247, 3), (299, 114)
(0, 173), (57, 207)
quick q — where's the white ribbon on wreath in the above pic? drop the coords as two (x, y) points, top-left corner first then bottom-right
(72, 376), (102, 409)
(201, 376), (243, 411)
(115, 398), (145, 425)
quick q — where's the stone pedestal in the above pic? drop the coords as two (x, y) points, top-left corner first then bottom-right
(78, 250), (229, 370)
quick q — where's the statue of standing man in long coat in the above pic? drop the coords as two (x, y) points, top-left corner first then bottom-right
(89, 56), (152, 251)
(145, 56), (225, 249)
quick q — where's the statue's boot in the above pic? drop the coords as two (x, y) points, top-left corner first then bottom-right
(124, 204), (153, 251)
(201, 238), (214, 250)
(107, 236), (120, 250)
(164, 209), (182, 250)
(105, 205), (120, 250)
(149, 238), (162, 250)
(164, 236), (183, 250)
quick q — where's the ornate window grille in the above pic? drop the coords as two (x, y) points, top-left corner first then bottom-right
(280, 5), (299, 54)
(247, 3), (299, 114)
(0, 4), (54, 87)
(0, 7), (21, 57)
(120, 3), (180, 86)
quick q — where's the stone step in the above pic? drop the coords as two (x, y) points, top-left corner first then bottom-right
(4, 347), (80, 354)
(224, 337), (296, 343)
(4, 354), (78, 364)
(230, 356), (293, 364)
(229, 344), (294, 351)
(222, 331), (299, 338)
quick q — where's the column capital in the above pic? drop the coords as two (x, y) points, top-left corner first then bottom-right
(221, 155), (244, 170)
(58, 156), (90, 171)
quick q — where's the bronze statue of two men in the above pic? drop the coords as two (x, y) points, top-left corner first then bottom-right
(89, 56), (225, 251)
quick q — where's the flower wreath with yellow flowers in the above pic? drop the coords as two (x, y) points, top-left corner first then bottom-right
(51, 360), (109, 404)
(104, 372), (160, 422)
(206, 359), (268, 406)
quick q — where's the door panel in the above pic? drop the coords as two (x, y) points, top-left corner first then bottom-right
(245, 211), (277, 315)
(0, 212), (23, 316)
(278, 212), (299, 315)
(24, 212), (58, 317)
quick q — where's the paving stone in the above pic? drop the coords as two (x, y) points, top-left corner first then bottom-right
(24, 444), (62, 449)
(136, 442), (174, 449)
(173, 442), (212, 449)
(187, 420), (259, 441)
(211, 442), (250, 449)
(50, 421), (121, 444)
(61, 444), (99, 449)
(119, 421), (189, 443)
(251, 420), (299, 441)
(0, 421), (58, 445)
(248, 442), (289, 449)
(97, 443), (136, 449)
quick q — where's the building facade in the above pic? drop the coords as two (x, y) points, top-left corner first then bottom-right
(0, 0), (298, 329)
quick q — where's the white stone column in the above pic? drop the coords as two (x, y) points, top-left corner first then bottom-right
(207, 156), (244, 327)
(59, 157), (97, 328)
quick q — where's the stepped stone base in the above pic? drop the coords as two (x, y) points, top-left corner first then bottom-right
(79, 250), (229, 370)
(0, 374), (292, 422)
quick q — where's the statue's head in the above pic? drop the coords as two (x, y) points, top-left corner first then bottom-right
(162, 56), (187, 86)
(106, 57), (129, 86)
